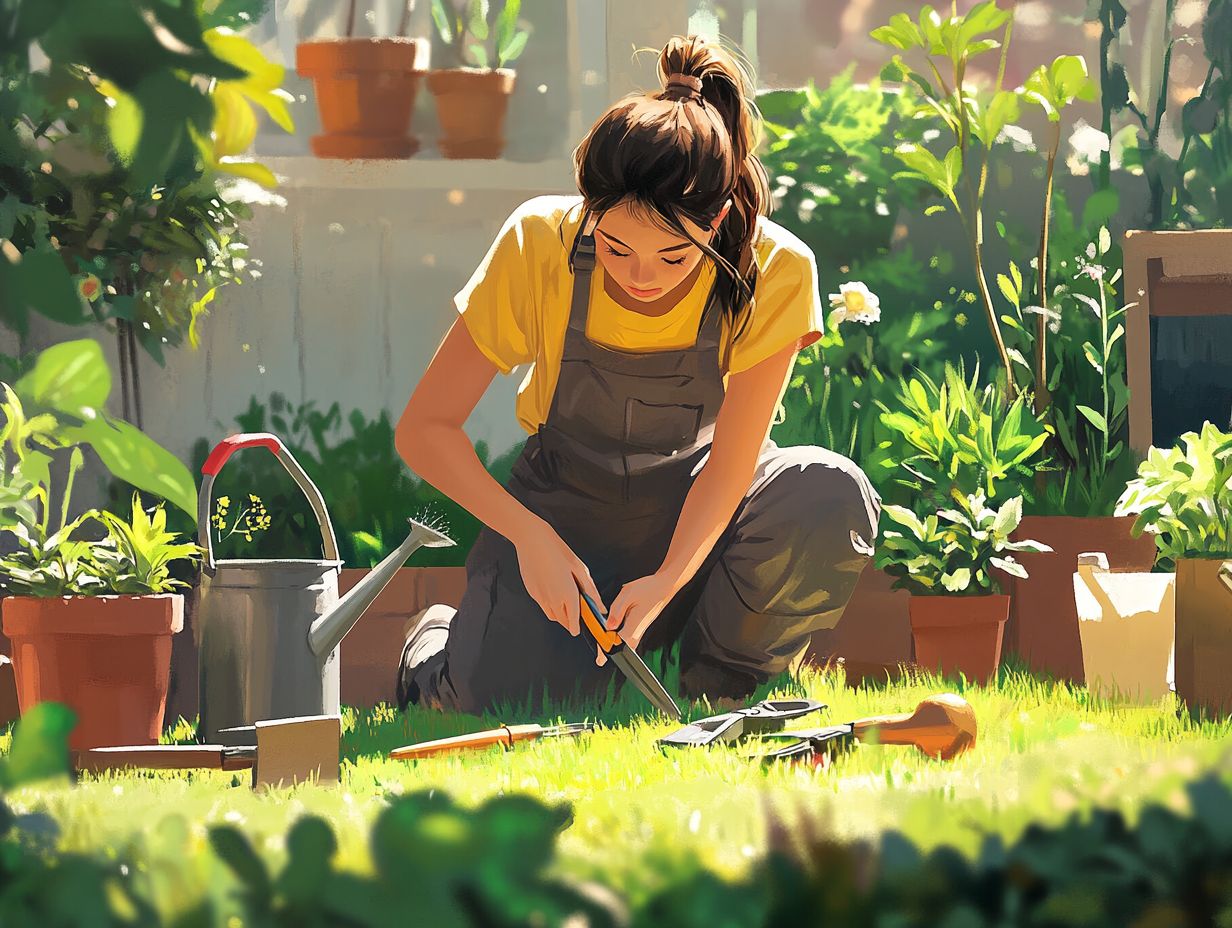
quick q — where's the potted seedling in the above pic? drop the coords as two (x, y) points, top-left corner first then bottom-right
(876, 491), (1053, 683)
(0, 340), (201, 752)
(1114, 422), (1232, 719)
(296, 0), (430, 159)
(0, 394), (202, 752)
(427, 0), (529, 158)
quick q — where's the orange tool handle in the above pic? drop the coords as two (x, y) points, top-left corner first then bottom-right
(850, 694), (978, 760)
(579, 593), (621, 652)
(389, 724), (545, 761)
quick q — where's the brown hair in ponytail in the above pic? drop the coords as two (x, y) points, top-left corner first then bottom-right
(571, 35), (771, 352)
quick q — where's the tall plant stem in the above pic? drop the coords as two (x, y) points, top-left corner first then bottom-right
(1036, 120), (1061, 415)
(1098, 0), (1115, 192)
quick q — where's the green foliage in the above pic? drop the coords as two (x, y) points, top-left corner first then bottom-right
(91, 493), (203, 594)
(875, 362), (1051, 509)
(757, 68), (932, 268)
(2, 340), (197, 518)
(876, 490), (1051, 595)
(0, 0), (291, 366)
(1115, 422), (1232, 569)
(431, 0), (530, 69)
(0, 702), (75, 791)
(0, 341), (201, 596)
(168, 393), (522, 568)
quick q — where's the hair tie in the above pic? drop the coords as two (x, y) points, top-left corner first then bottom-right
(663, 73), (703, 103)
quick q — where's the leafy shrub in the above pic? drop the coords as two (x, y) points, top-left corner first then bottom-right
(1115, 421), (1232, 569)
(876, 492), (1051, 596)
(875, 362), (1051, 510)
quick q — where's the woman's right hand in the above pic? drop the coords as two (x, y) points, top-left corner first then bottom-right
(513, 518), (606, 636)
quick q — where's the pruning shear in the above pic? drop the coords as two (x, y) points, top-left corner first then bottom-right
(657, 698), (827, 748)
(579, 589), (681, 720)
(658, 694), (978, 767)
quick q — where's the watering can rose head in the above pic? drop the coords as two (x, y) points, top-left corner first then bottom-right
(827, 282), (881, 327)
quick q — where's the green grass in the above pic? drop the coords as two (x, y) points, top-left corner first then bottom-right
(4, 657), (1232, 914)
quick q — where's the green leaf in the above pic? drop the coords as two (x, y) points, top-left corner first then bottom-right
(990, 555), (1028, 579)
(992, 495), (1023, 537)
(0, 248), (88, 327)
(1077, 405), (1108, 434)
(430, 0), (454, 42)
(466, 0), (489, 40)
(106, 82), (142, 163)
(941, 567), (971, 591)
(871, 13), (924, 51)
(497, 30), (527, 66)
(1082, 341), (1104, 374)
(997, 272), (1019, 307)
(469, 42), (489, 68)
(0, 702), (75, 790)
(60, 417), (198, 520)
(13, 338), (110, 414)
(494, 0), (520, 54)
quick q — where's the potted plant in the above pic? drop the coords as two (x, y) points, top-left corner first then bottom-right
(0, 391), (202, 753)
(426, 0), (529, 158)
(1114, 422), (1232, 719)
(876, 491), (1053, 683)
(296, 1), (429, 159)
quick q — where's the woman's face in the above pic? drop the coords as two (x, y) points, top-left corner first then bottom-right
(593, 201), (722, 302)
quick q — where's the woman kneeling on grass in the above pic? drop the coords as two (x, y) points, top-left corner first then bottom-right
(394, 34), (880, 715)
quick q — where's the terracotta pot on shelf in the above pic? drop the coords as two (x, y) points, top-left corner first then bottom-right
(1173, 558), (1232, 720)
(2, 594), (183, 751)
(426, 68), (516, 158)
(909, 595), (1010, 684)
(296, 38), (428, 159)
(1007, 516), (1157, 684)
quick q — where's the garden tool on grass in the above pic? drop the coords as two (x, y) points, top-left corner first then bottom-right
(659, 694), (977, 765)
(579, 589), (681, 720)
(389, 721), (595, 760)
(755, 694), (977, 766)
(656, 698), (827, 747)
(196, 433), (455, 744)
(76, 715), (341, 790)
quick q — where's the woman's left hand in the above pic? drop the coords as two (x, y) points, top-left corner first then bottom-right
(598, 573), (679, 664)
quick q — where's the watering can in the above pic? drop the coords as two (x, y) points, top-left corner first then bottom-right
(195, 433), (454, 744)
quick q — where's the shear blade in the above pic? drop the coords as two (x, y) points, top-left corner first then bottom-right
(609, 647), (681, 720)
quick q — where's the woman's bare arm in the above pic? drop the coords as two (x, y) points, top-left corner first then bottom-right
(395, 317), (545, 547)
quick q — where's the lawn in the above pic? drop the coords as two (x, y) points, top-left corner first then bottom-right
(4, 657), (1232, 917)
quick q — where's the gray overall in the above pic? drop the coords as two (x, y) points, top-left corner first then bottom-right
(403, 218), (880, 714)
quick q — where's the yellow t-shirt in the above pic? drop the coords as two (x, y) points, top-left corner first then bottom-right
(454, 195), (824, 435)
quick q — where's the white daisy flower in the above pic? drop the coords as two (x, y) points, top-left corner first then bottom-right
(828, 281), (881, 326)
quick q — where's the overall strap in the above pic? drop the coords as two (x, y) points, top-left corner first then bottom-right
(565, 210), (598, 338)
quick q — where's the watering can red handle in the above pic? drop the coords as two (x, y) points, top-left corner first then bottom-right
(197, 432), (340, 574)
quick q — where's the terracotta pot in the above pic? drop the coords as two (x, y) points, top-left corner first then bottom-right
(296, 38), (427, 159)
(1007, 516), (1157, 683)
(337, 566), (468, 708)
(426, 68), (516, 159)
(909, 595), (1010, 684)
(804, 563), (915, 687)
(1174, 558), (1232, 720)
(2, 595), (183, 751)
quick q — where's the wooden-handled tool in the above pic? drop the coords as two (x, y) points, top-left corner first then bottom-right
(75, 715), (341, 790)
(390, 722), (593, 761)
(758, 694), (977, 763)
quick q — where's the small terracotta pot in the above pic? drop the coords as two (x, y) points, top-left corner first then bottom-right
(1174, 558), (1232, 720)
(426, 68), (516, 159)
(296, 38), (427, 159)
(1007, 516), (1157, 683)
(909, 595), (1010, 684)
(2, 594), (183, 751)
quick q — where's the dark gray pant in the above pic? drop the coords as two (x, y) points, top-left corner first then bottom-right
(408, 443), (880, 714)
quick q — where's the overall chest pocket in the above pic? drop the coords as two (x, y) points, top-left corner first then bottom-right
(624, 398), (704, 453)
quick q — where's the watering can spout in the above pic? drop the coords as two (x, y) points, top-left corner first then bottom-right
(308, 518), (455, 659)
